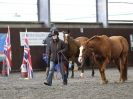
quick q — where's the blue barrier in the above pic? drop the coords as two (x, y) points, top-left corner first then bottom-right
(0, 54), (5, 62)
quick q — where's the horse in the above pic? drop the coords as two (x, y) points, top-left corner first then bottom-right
(75, 37), (95, 77)
(63, 32), (94, 78)
(109, 36), (129, 82)
(78, 35), (129, 84)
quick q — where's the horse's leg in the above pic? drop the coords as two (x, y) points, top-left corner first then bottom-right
(84, 57), (95, 77)
(92, 52), (109, 84)
(100, 58), (109, 84)
(95, 57), (109, 84)
(90, 57), (95, 77)
(74, 58), (84, 78)
(114, 59), (120, 72)
(114, 56), (126, 83)
(123, 55), (128, 81)
(118, 58), (124, 83)
(120, 54), (128, 82)
(64, 61), (69, 78)
(114, 58), (122, 83)
(80, 59), (85, 78)
(91, 63), (95, 77)
(98, 67), (107, 84)
(114, 58), (124, 83)
(71, 61), (74, 78)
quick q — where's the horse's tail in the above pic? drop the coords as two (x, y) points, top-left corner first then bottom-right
(120, 37), (129, 81)
(125, 55), (128, 80)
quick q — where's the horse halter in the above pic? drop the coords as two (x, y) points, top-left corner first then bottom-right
(64, 33), (69, 44)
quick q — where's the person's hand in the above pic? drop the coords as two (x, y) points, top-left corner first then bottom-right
(58, 50), (63, 54)
(43, 53), (47, 57)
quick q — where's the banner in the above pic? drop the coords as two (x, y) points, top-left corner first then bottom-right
(20, 32), (64, 46)
(0, 33), (6, 53)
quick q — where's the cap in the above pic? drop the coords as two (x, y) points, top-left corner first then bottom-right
(51, 30), (59, 36)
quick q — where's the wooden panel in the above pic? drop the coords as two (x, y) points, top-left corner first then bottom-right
(0, 28), (133, 71)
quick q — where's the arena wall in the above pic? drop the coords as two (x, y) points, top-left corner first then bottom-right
(0, 27), (133, 71)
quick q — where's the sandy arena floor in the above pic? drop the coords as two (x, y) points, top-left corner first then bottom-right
(0, 67), (133, 99)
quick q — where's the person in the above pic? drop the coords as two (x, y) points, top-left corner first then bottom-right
(42, 27), (59, 79)
(42, 33), (52, 78)
(44, 30), (68, 86)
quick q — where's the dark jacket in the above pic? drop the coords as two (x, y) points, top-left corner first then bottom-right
(47, 38), (68, 63)
(43, 34), (52, 53)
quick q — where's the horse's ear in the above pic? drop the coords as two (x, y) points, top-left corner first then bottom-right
(67, 30), (72, 36)
(67, 30), (70, 34)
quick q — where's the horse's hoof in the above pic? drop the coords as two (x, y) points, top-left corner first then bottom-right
(114, 79), (124, 84)
(91, 71), (95, 77)
(71, 76), (74, 78)
(114, 81), (122, 84)
(91, 74), (95, 77)
(100, 80), (108, 84)
(119, 80), (124, 83)
(80, 76), (84, 79)
(80, 73), (84, 78)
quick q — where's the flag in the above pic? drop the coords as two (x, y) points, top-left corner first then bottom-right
(3, 26), (12, 75)
(21, 31), (33, 79)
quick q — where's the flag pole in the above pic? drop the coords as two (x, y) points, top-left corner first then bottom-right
(20, 28), (33, 79)
(25, 28), (27, 33)
(2, 25), (12, 76)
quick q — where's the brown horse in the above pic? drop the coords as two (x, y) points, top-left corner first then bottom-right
(63, 32), (94, 78)
(78, 35), (129, 84)
(109, 36), (129, 82)
(75, 37), (95, 77)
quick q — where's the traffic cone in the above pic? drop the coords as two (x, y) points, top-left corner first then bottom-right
(20, 64), (28, 78)
(2, 59), (8, 76)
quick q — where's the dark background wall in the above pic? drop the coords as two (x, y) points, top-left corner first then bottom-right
(0, 28), (133, 71)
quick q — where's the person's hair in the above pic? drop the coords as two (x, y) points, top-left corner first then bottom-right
(51, 30), (59, 36)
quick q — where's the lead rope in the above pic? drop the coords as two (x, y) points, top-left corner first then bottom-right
(59, 52), (69, 77)
(59, 52), (69, 62)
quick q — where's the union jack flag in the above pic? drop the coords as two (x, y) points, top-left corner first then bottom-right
(21, 32), (33, 79)
(4, 26), (12, 75)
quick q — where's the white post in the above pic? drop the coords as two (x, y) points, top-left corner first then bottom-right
(38, 0), (51, 27)
(96, 0), (108, 28)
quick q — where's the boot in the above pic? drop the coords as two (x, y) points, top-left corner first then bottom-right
(63, 74), (67, 85)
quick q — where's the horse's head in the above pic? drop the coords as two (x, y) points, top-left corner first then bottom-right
(78, 40), (93, 63)
(63, 31), (71, 44)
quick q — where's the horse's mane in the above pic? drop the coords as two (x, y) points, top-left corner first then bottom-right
(83, 35), (109, 48)
(88, 35), (108, 42)
(67, 35), (79, 46)
(85, 35), (99, 45)
(89, 35), (98, 41)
